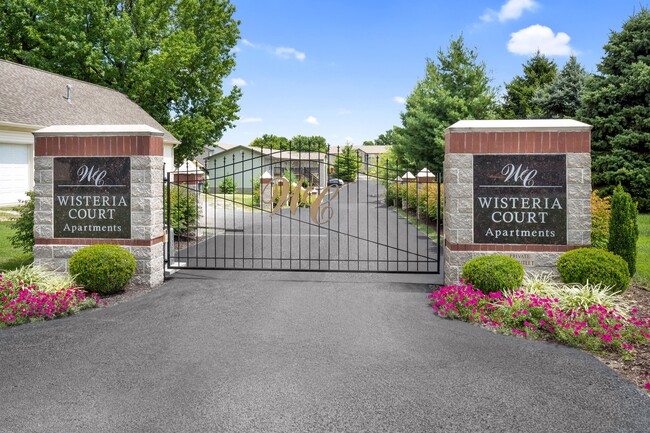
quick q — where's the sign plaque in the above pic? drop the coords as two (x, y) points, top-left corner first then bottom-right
(473, 154), (566, 245)
(53, 157), (131, 238)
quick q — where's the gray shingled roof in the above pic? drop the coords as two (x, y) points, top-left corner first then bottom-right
(0, 60), (179, 144)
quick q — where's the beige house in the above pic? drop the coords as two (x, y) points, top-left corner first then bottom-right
(205, 145), (329, 193)
(356, 145), (390, 172)
(0, 60), (179, 205)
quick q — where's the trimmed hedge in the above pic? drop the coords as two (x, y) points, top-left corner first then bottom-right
(461, 255), (524, 294)
(69, 244), (136, 295)
(557, 248), (630, 293)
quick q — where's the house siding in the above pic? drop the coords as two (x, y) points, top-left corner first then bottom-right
(0, 129), (34, 205)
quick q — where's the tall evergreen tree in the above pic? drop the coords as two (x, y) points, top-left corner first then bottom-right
(499, 51), (557, 119)
(394, 36), (497, 172)
(0, 0), (241, 165)
(533, 55), (587, 118)
(608, 184), (638, 277)
(333, 144), (361, 182)
(578, 8), (650, 211)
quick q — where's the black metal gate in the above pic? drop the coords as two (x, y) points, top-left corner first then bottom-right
(164, 145), (441, 274)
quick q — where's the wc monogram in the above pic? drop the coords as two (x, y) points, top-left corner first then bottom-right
(261, 176), (340, 225)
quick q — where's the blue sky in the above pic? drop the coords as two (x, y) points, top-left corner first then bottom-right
(220, 0), (646, 148)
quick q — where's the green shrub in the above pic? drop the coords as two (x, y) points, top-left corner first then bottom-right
(417, 183), (444, 221)
(165, 184), (200, 238)
(69, 245), (136, 295)
(461, 255), (524, 294)
(219, 177), (237, 194)
(591, 191), (610, 249)
(10, 192), (34, 253)
(385, 183), (402, 207)
(557, 248), (630, 293)
(400, 183), (419, 211)
(251, 178), (261, 208)
(607, 184), (638, 276)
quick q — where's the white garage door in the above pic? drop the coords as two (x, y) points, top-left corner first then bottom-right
(0, 143), (31, 206)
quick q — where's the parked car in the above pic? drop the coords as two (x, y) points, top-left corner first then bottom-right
(327, 178), (344, 187)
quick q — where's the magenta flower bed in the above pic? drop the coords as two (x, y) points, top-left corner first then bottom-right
(430, 282), (650, 353)
(0, 276), (102, 328)
(429, 281), (650, 390)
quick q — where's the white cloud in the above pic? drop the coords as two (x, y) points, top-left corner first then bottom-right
(240, 39), (306, 62)
(304, 116), (319, 125)
(239, 117), (262, 123)
(480, 13), (493, 23)
(481, 0), (538, 23)
(231, 78), (247, 87)
(275, 47), (306, 61)
(393, 96), (406, 105)
(338, 108), (352, 115)
(508, 25), (573, 56)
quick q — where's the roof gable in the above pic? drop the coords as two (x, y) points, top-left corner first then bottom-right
(0, 60), (179, 144)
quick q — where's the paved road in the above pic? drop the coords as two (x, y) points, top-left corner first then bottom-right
(176, 179), (440, 274)
(2, 270), (649, 432)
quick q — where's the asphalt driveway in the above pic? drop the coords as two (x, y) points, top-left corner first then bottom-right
(1, 270), (649, 432)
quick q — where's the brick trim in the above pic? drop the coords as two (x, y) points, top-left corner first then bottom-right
(34, 135), (163, 157)
(35, 236), (164, 247)
(445, 240), (580, 253)
(445, 131), (590, 154)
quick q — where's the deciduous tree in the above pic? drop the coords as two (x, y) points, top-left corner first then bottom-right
(249, 134), (290, 150)
(0, 0), (241, 165)
(289, 135), (328, 152)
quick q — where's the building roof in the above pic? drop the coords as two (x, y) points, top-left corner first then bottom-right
(447, 119), (591, 132)
(0, 60), (179, 144)
(357, 145), (389, 154)
(33, 124), (164, 136)
(215, 143), (239, 151)
(205, 145), (327, 162)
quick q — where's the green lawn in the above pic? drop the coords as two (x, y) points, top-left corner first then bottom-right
(395, 208), (441, 242)
(0, 221), (33, 271)
(634, 213), (650, 288)
(206, 193), (257, 209)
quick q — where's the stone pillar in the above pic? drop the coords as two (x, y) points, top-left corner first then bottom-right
(443, 119), (592, 285)
(32, 125), (165, 288)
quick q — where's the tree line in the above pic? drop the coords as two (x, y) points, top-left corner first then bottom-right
(1, 2), (648, 210)
(383, 8), (650, 212)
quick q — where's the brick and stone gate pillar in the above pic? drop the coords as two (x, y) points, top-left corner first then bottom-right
(443, 120), (592, 286)
(32, 125), (165, 288)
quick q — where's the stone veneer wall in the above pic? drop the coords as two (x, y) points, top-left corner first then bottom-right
(443, 120), (592, 286)
(32, 126), (165, 288)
